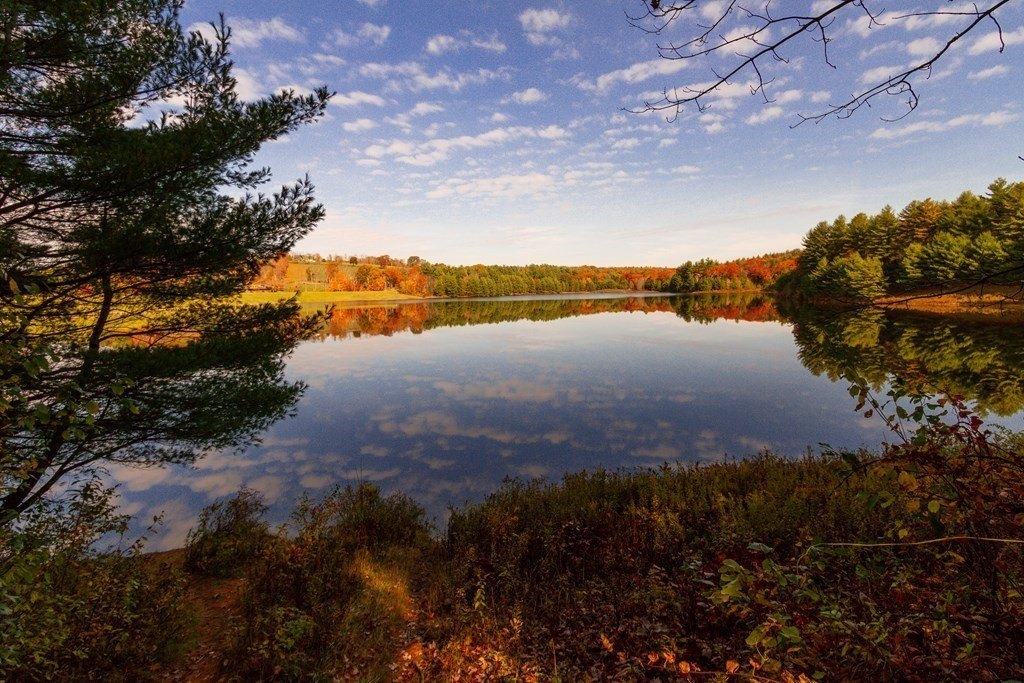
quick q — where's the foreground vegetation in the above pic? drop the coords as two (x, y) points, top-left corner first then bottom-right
(5, 396), (1021, 681)
(205, 408), (1024, 682)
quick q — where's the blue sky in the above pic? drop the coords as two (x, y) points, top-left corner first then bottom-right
(177, 0), (1024, 266)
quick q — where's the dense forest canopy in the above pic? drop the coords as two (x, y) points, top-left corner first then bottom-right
(251, 251), (799, 296)
(777, 177), (1024, 301)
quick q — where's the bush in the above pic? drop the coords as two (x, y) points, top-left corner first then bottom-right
(423, 405), (1024, 680)
(228, 483), (435, 680)
(0, 481), (193, 681)
(184, 487), (270, 577)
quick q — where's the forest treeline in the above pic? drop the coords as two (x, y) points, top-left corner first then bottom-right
(783, 177), (1024, 301)
(252, 256), (677, 296)
(251, 252), (800, 297)
(258, 177), (1024, 303)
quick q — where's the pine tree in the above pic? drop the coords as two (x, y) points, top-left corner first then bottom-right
(0, 1), (330, 518)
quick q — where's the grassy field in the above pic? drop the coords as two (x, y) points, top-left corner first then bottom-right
(239, 290), (421, 304)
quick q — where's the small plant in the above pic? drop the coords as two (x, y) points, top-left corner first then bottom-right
(184, 487), (270, 577)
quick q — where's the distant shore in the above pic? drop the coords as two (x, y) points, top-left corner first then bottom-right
(876, 284), (1024, 320)
(238, 288), (677, 305)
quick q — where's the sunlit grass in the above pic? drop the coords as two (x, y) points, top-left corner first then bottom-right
(239, 289), (422, 304)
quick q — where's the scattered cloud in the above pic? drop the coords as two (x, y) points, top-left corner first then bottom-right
(860, 64), (903, 84)
(224, 17), (303, 48)
(425, 32), (507, 55)
(360, 61), (505, 92)
(576, 58), (689, 92)
(330, 90), (387, 107)
(364, 125), (569, 167)
(870, 110), (1019, 139)
(906, 36), (941, 57)
(427, 172), (555, 199)
(507, 87), (548, 104)
(386, 101), (445, 129)
(968, 64), (1009, 79)
(342, 118), (378, 132)
(746, 106), (784, 124)
(969, 26), (1024, 55)
(333, 22), (391, 47)
(519, 8), (571, 46)
(426, 34), (459, 55)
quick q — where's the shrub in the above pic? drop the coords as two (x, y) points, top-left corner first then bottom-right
(0, 480), (193, 680)
(228, 483), (435, 680)
(184, 487), (270, 577)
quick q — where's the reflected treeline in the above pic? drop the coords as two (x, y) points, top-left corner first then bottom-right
(316, 293), (781, 340)
(671, 292), (779, 324)
(317, 293), (1024, 417)
(786, 303), (1024, 416)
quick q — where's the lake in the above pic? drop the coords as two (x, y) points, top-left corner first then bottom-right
(115, 293), (1024, 548)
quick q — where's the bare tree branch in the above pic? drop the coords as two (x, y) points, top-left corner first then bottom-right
(629, 0), (1017, 124)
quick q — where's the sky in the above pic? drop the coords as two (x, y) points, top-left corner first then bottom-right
(176, 0), (1024, 266)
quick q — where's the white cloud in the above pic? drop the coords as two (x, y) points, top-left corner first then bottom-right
(860, 64), (903, 84)
(519, 8), (571, 32)
(334, 22), (391, 47)
(968, 64), (1009, 79)
(611, 137), (640, 149)
(356, 0), (385, 5)
(519, 8), (571, 46)
(774, 89), (802, 104)
(673, 165), (701, 174)
(364, 125), (569, 167)
(700, 112), (726, 134)
(870, 110), (1019, 139)
(386, 101), (445, 129)
(577, 58), (689, 92)
(810, 90), (831, 103)
(969, 26), (1024, 55)
(428, 173), (555, 199)
(507, 87), (548, 104)
(471, 35), (508, 53)
(360, 61), (504, 92)
(225, 17), (303, 48)
(343, 118), (378, 132)
(490, 111), (510, 123)
(902, 2), (986, 31)
(746, 106), (784, 124)
(906, 36), (941, 57)
(330, 91), (387, 107)
(233, 68), (264, 99)
(425, 32), (507, 55)
(426, 34), (459, 55)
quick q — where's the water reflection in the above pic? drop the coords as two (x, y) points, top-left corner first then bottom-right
(116, 293), (1024, 548)
(787, 305), (1024, 416)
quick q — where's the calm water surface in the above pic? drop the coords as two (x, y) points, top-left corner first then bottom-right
(116, 294), (1024, 548)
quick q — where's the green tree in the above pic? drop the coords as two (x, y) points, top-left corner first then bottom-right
(0, 1), (330, 518)
(810, 254), (887, 302)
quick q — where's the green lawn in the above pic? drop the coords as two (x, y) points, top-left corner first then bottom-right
(239, 290), (421, 304)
